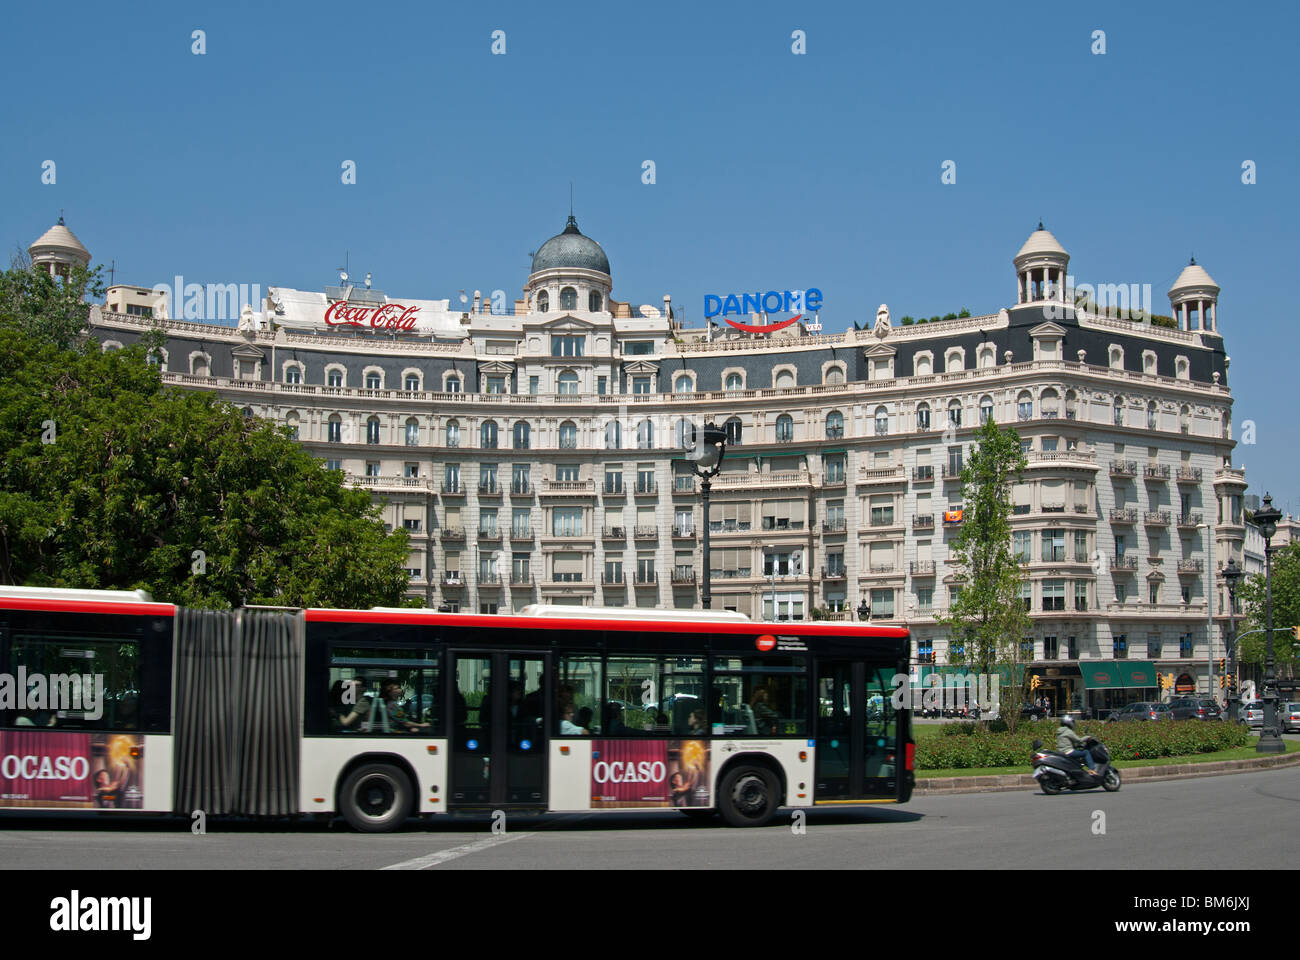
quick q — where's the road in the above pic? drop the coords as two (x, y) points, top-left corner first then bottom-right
(1, 764), (1296, 870)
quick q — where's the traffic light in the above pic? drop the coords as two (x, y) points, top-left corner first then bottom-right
(1219, 675), (1225, 689)
(1218, 658), (1226, 673)
(1292, 626), (1300, 642)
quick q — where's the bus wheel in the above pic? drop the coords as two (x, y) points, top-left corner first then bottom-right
(339, 763), (412, 833)
(719, 765), (779, 827)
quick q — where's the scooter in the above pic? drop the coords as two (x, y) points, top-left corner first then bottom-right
(1030, 735), (1121, 794)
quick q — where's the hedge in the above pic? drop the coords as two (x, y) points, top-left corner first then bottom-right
(916, 719), (1251, 770)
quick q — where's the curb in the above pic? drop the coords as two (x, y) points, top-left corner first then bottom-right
(913, 748), (1300, 796)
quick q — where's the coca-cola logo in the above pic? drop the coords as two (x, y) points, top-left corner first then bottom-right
(324, 300), (420, 331)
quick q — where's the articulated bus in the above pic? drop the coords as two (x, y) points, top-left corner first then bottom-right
(0, 586), (913, 830)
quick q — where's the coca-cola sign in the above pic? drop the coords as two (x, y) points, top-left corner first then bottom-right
(324, 300), (420, 331)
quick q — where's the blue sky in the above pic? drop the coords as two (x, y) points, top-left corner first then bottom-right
(3, 0), (1296, 505)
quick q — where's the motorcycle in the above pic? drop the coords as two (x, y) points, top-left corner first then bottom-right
(1030, 736), (1121, 794)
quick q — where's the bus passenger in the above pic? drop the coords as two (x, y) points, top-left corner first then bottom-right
(751, 689), (780, 735)
(381, 680), (430, 733)
(559, 703), (588, 735)
(604, 701), (634, 736)
(575, 706), (595, 733)
(687, 710), (706, 735)
(331, 679), (372, 732)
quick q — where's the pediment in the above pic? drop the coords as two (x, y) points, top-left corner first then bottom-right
(864, 342), (898, 358)
(479, 360), (515, 374)
(623, 359), (660, 374)
(1029, 321), (1068, 339)
(231, 343), (265, 360)
(532, 314), (596, 332)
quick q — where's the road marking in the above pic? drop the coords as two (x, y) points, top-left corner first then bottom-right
(381, 832), (533, 870)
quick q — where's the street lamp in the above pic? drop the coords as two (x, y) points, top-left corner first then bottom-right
(1197, 522), (1213, 701)
(857, 598), (869, 621)
(1222, 557), (1242, 724)
(687, 422), (727, 609)
(1254, 493), (1285, 753)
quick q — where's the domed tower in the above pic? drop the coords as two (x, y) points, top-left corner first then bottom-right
(1167, 257), (1219, 335)
(524, 215), (612, 315)
(1013, 222), (1069, 305)
(28, 214), (91, 278)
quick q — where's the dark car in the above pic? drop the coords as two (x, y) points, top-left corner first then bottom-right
(1283, 702), (1300, 734)
(1168, 697), (1221, 721)
(1108, 701), (1172, 722)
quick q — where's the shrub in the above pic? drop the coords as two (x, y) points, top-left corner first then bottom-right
(900, 316), (914, 326)
(958, 308), (971, 318)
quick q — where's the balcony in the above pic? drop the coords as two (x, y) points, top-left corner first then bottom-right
(912, 513), (935, 531)
(603, 480), (625, 497)
(1176, 512), (1203, 529)
(910, 560), (935, 576)
(634, 526), (658, 540)
(672, 477), (696, 494)
(634, 480), (657, 496)
(1143, 463), (1170, 481)
(540, 479), (596, 496)
(822, 473), (848, 489)
(822, 519), (847, 534)
(708, 520), (752, 534)
(477, 481), (501, 497)
(440, 527), (466, 541)
(857, 465), (905, 486)
(634, 572), (658, 586)
(1177, 559), (1205, 575)
(821, 567), (847, 580)
(671, 569), (697, 584)
(941, 464), (964, 481)
(1111, 555), (1137, 571)
(601, 573), (626, 586)
(1025, 450), (1098, 470)
(478, 573), (501, 586)
(1109, 508), (1137, 523)
(602, 526), (626, 540)
(672, 525), (696, 539)
(442, 481), (465, 495)
(1176, 467), (1203, 483)
(477, 526), (502, 541)
(912, 465), (935, 483)
(509, 526), (532, 541)
(1109, 460), (1138, 478)
(825, 427), (844, 440)
(510, 481), (532, 496)
(859, 564), (899, 577)
(510, 573), (533, 586)
(712, 568), (753, 580)
(1143, 511), (1171, 526)
(869, 515), (899, 528)
(441, 572), (464, 587)
(713, 470), (809, 490)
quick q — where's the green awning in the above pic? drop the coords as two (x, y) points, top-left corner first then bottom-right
(913, 664), (1026, 686)
(822, 448), (847, 455)
(1081, 661), (1157, 689)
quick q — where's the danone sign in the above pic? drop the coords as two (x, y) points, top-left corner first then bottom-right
(704, 288), (823, 333)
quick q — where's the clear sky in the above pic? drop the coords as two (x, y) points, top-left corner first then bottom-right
(3, 0), (1296, 506)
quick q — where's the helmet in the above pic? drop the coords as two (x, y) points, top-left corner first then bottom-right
(1061, 715), (1076, 729)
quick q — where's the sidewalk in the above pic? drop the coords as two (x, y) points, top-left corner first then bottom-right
(914, 748), (1300, 796)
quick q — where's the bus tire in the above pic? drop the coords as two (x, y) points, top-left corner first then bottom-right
(718, 764), (780, 827)
(339, 763), (412, 833)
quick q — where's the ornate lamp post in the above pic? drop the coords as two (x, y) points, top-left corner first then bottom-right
(687, 423), (727, 609)
(1254, 493), (1285, 753)
(857, 598), (869, 621)
(1222, 557), (1242, 724)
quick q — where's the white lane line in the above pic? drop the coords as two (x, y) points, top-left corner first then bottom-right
(381, 832), (533, 870)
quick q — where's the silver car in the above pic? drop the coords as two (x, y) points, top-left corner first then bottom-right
(1283, 702), (1300, 734)
(1240, 702), (1264, 728)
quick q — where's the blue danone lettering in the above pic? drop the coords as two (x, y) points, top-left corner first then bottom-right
(704, 288), (823, 318)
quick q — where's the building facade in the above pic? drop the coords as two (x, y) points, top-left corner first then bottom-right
(40, 216), (1259, 713)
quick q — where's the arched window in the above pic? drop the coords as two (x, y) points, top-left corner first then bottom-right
(637, 419), (654, 449)
(1040, 388), (1059, 419)
(285, 366), (301, 385)
(405, 373), (420, 392)
(366, 416), (380, 444)
(978, 346), (995, 369)
(1064, 390), (1078, 420)
(1143, 352), (1157, 375)
(824, 367), (845, 386)
(589, 290), (602, 312)
(481, 420), (498, 449)
(1113, 397), (1124, 426)
(1017, 391), (1033, 421)
(948, 400), (962, 427)
(874, 406), (889, 436)
(559, 421), (578, 449)
(536, 290), (549, 313)
(446, 420), (460, 447)
(514, 421), (530, 449)
(776, 414), (794, 442)
(1176, 358), (1189, 379)
(327, 368), (343, 388)
(1147, 402), (1158, 430)
(365, 371), (381, 390)
(725, 373), (743, 391)
(723, 417), (743, 445)
(775, 369), (795, 389)
(1109, 347), (1123, 370)
(1180, 405), (1191, 434)
(826, 410), (844, 439)
(560, 287), (577, 310)
(673, 374), (694, 393)
(915, 354), (932, 377)
(980, 396), (993, 424)
(328, 414), (342, 443)
(677, 419), (697, 449)
(557, 371), (579, 395)
(444, 373), (462, 394)
(917, 403), (931, 431)
(286, 412), (300, 441)
(605, 420), (622, 449)
(242, 407), (253, 418)
(405, 418), (419, 446)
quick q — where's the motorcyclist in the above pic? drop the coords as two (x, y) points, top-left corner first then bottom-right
(1055, 715), (1096, 774)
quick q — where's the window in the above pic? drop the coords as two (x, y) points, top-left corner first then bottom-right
(774, 369), (795, 389)
(604, 559), (624, 584)
(624, 341), (654, 355)
(874, 406), (889, 436)
(870, 498), (895, 526)
(479, 508), (498, 538)
(917, 403), (931, 431)
(632, 376), (651, 394)
(1013, 531), (1032, 562)
(512, 464), (530, 494)
(636, 466), (655, 493)
(325, 459), (341, 472)
(1074, 530), (1088, 563)
(1044, 636), (1059, 660)
(555, 655), (602, 735)
(327, 647), (439, 736)
(327, 369), (343, 388)
(485, 376), (506, 394)
(870, 589), (894, 618)
(725, 373), (743, 391)
(556, 463), (580, 483)
(404, 462), (420, 479)
(285, 366), (301, 385)
(559, 421), (578, 449)
(604, 420), (621, 449)
(557, 371), (579, 395)
(405, 418), (419, 446)
(1, 633), (142, 730)
(1179, 633), (1194, 657)
(724, 417), (743, 445)
(479, 464), (498, 493)
(1017, 391), (1033, 421)
(637, 419), (654, 449)
(825, 458), (845, 484)
(1146, 634), (1161, 659)
(1113, 635), (1128, 659)
(1019, 580), (1032, 612)
(676, 419), (697, 450)
(712, 656), (807, 736)
(512, 507), (531, 538)
(1114, 397), (1124, 426)
(597, 376), (607, 395)
(529, 376), (539, 395)
(1116, 584), (1127, 604)
(1041, 529), (1065, 562)
(513, 421), (530, 449)
(947, 446), (963, 476)
(604, 466), (623, 494)
(776, 415), (794, 442)
(551, 335), (583, 357)
(947, 401), (962, 427)
(444, 464), (460, 492)
(824, 366), (845, 386)
(1147, 402), (1158, 430)
(405, 373), (420, 392)
(366, 372), (381, 390)
(603, 656), (705, 736)
(536, 290), (549, 312)
(553, 507), (583, 537)
(1149, 584), (1160, 604)
(366, 417), (380, 444)
(589, 291), (602, 312)
(674, 374), (695, 394)
(328, 416), (342, 443)
(480, 421), (498, 449)
(980, 396), (993, 424)
(364, 461), (380, 478)
(1042, 580), (1065, 611)
(1075, 580), (1088, 611)
(559, 287), (577, 310)
(826, 411), (844, 439)
(446, 420), (460, 448)
(916, 587), (933, 615)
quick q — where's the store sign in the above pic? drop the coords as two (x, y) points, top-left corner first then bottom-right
(324, 300), (420, 331)
(704, 288), (823, 334)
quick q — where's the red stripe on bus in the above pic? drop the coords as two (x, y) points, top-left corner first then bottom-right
(0, 598), (176, 617)
(303, 608), (908, 637)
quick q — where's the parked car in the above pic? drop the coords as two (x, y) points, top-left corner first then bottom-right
(1168, 697), (1221, 721)
(1240, 701), (1264, 728)
(1282, 702), (1300, 734)
(1108, 701), (1172, 722)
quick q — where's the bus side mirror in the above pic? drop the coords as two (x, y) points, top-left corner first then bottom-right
(1031, 739), (1043, 750)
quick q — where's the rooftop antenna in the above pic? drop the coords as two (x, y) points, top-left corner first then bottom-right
(108, 259), (115, 286)
(570, 181), (574, 218)
(59, 209), (65, 225)
(337, 251), (350, 284)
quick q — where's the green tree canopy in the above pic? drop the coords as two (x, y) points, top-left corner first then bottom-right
(1236, 541), (1300, 669)
(0, 268), (412, 609)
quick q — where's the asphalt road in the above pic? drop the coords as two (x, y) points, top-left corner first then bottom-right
(1, 763), (1296, 870)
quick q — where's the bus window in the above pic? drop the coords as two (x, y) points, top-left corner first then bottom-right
(2, 633), (141, 730)
(605, 656), (703, 735)
(557, 655), (602, 735)
(328, 647), (439, 735)
(865, 667), (899, 778)
(711, 656), (808, 737)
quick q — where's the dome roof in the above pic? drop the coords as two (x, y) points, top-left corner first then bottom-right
(29, 216), (91, 265)
(531, 215), (610, 276)
(1014, 223), (1068, 261)
(1168, 259), (1218, 295)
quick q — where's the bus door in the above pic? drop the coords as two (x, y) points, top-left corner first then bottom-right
(448, 652), (549, 809)
(814, 660), (902, 800)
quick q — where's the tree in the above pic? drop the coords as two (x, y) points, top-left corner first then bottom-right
(938, 416), (1031, 729)
(1236, 541), (1300, 674)
(0, 268), (413, 609)
(0, 260), (104, 351)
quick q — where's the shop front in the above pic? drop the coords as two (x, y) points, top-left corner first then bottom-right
(1080, 661), (1159, 718)
(1026, 666), (1083, 716)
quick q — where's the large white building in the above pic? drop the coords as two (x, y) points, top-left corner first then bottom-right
(36, 214), (1260, 716)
